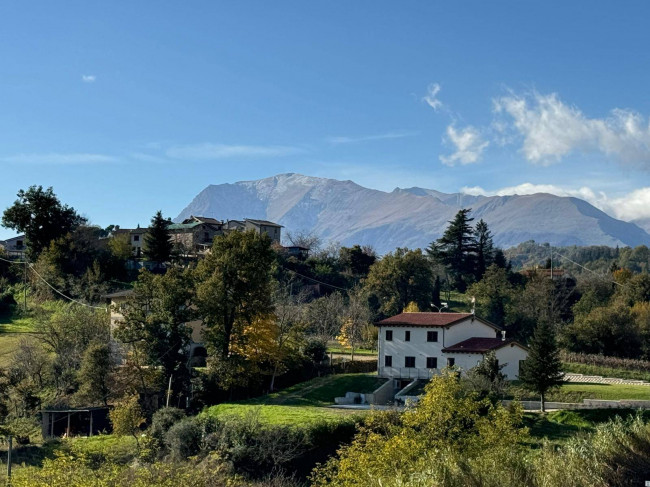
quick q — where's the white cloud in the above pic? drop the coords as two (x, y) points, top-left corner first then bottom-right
(0, 153), (117, 164)
(440, 125), (489, 166)
(494, 91), (650, 168)
(328, 130), (419, 145)
(166, 143), (305, 160)
(82, 75), (96, 83)
(423, 83), (443, 111)
(461, 183), (650, 222)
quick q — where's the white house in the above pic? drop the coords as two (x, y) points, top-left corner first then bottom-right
(376, 312), (528, 383)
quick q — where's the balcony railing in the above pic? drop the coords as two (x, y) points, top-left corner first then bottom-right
(378, 367), (435, 380)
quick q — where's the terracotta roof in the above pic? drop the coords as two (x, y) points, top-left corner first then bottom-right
(375, 312), (474, 327)
(442, 337), (522, 353)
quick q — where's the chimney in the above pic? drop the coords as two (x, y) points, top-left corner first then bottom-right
(501, 330), (506, 341)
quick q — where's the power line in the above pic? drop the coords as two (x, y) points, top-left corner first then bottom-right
(281, 266), (349, 291)
(551, 250), (623, 286)
(0, 255), (27, 265)
(27, 264), (107, 310)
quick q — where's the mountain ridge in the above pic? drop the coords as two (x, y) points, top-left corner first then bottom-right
(175, 173), (650, 254)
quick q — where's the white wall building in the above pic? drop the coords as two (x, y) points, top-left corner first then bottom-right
(376, 312), (528, 382)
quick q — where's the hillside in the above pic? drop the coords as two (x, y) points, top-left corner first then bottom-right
(176, 173), (650, 254)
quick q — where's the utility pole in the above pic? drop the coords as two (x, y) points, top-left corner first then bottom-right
(6, 435), (12, 482)
(23, 259), (27, 312)
(166, 376), (172, 408)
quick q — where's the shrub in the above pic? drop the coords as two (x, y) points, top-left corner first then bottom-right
(164, 416), (203, 461)
(150, 407), (186, 442)
(110, 395), (145, 447)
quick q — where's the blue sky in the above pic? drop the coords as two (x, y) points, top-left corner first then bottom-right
(1, 1), (650, 239)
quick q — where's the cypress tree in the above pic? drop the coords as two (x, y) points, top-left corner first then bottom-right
(144, 210), (173, 265)
(519, 321), (564, 412)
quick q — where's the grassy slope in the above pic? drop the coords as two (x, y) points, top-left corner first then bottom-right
(204, 373), (386, 425)
(524, 409), (650, 447)
(563, 362), (650, 382)
(509, 381), (650, 402)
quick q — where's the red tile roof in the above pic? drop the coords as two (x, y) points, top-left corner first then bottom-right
(375, 312), (474, 327)
(442, 337), (519, 353)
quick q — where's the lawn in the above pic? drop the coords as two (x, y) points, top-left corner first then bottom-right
(563, 362), (650, 382)
(203, 373), (385, 425)
(204, 403), (363, 425)
(509, 381), (650, 402)
(524, 409), (650, 447)
(327, 346), (377, 356)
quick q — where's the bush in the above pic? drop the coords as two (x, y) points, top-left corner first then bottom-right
(164, 416), (203, 461)
(150, 407), (186, 442)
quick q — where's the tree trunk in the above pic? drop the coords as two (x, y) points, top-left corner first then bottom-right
(540, 392), (545, 413)
(351, 344), (355, 362)
(270, 363), (279, 392)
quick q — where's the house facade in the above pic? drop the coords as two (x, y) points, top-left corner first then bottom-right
(376, 312), (528, 381)
(225, 219), (282, 243)
(0, 235), (26, 258)
(169, 216), (225, 255)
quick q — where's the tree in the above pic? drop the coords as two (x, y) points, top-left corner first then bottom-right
(339, 245), (377, 277)
(467, 265), (514, 327)
(519, 322), (564, 412)
(195, 230), (275, 360)
(312, 370), (527, 486)
(110, 394), (145, 447)
(465, 351), (507, 401)
(75, 341), (113, 406)
(337, 287), (372, 361)
(474, 219), (495, 280)
(427, 209), (476, 292)
(2, 186), (86, 259)
(364, 248), (434, 317)
(143, 211), (172, 265)
(33, 303), (110, 395)
(114, 268), (194, 398)
(108, 233), (133, 261)
(305, 292), (346, 341)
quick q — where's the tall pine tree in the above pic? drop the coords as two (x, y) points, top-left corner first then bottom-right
(144, 210), (173, 265)
(427, 209), (476, 292)
(519, 321), (564, 412)
(474, 219), (495, 281)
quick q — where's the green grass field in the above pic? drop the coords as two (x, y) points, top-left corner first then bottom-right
(523, 409), (650, 447)
(203, 373), (385, 425)
(563, 362), (650, 382)
(508, 380), (650, 402)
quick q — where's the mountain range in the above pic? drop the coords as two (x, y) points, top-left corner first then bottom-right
(175, 173), (650, 254)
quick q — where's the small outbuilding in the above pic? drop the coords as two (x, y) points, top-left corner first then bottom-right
(41, 407), (111, 438)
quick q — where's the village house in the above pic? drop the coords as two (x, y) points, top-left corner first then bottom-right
(168, 215), (225, 256)
(376, 312), (528, 383)
(224, 218), (283, 243)
(0, 234), (26, 258)
(112, 227), (148, 257)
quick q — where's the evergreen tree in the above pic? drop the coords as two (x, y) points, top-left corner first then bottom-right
(432, 275), (442, 308)
(143, 210), (173, 264)
(474, 219), (494, 280)
(427, 209), (476, 292)
(519, 321), (564, 412)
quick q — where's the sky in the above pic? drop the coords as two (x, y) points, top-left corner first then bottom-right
(1, 1), (650, 240)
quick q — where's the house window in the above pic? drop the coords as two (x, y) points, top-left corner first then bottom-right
(447, 357), (455, 367)
(385, 355), (392, 367)
(385, 330), (393, 341)
(426, 357), (437, 369)
(16, 240), (23, 248)
(204, 232), (210, 241)
(405, 330), (411, 341)
(427, 331), (438, 342)
(405, 356), (416, 368)
(133, 235), (140, 242)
